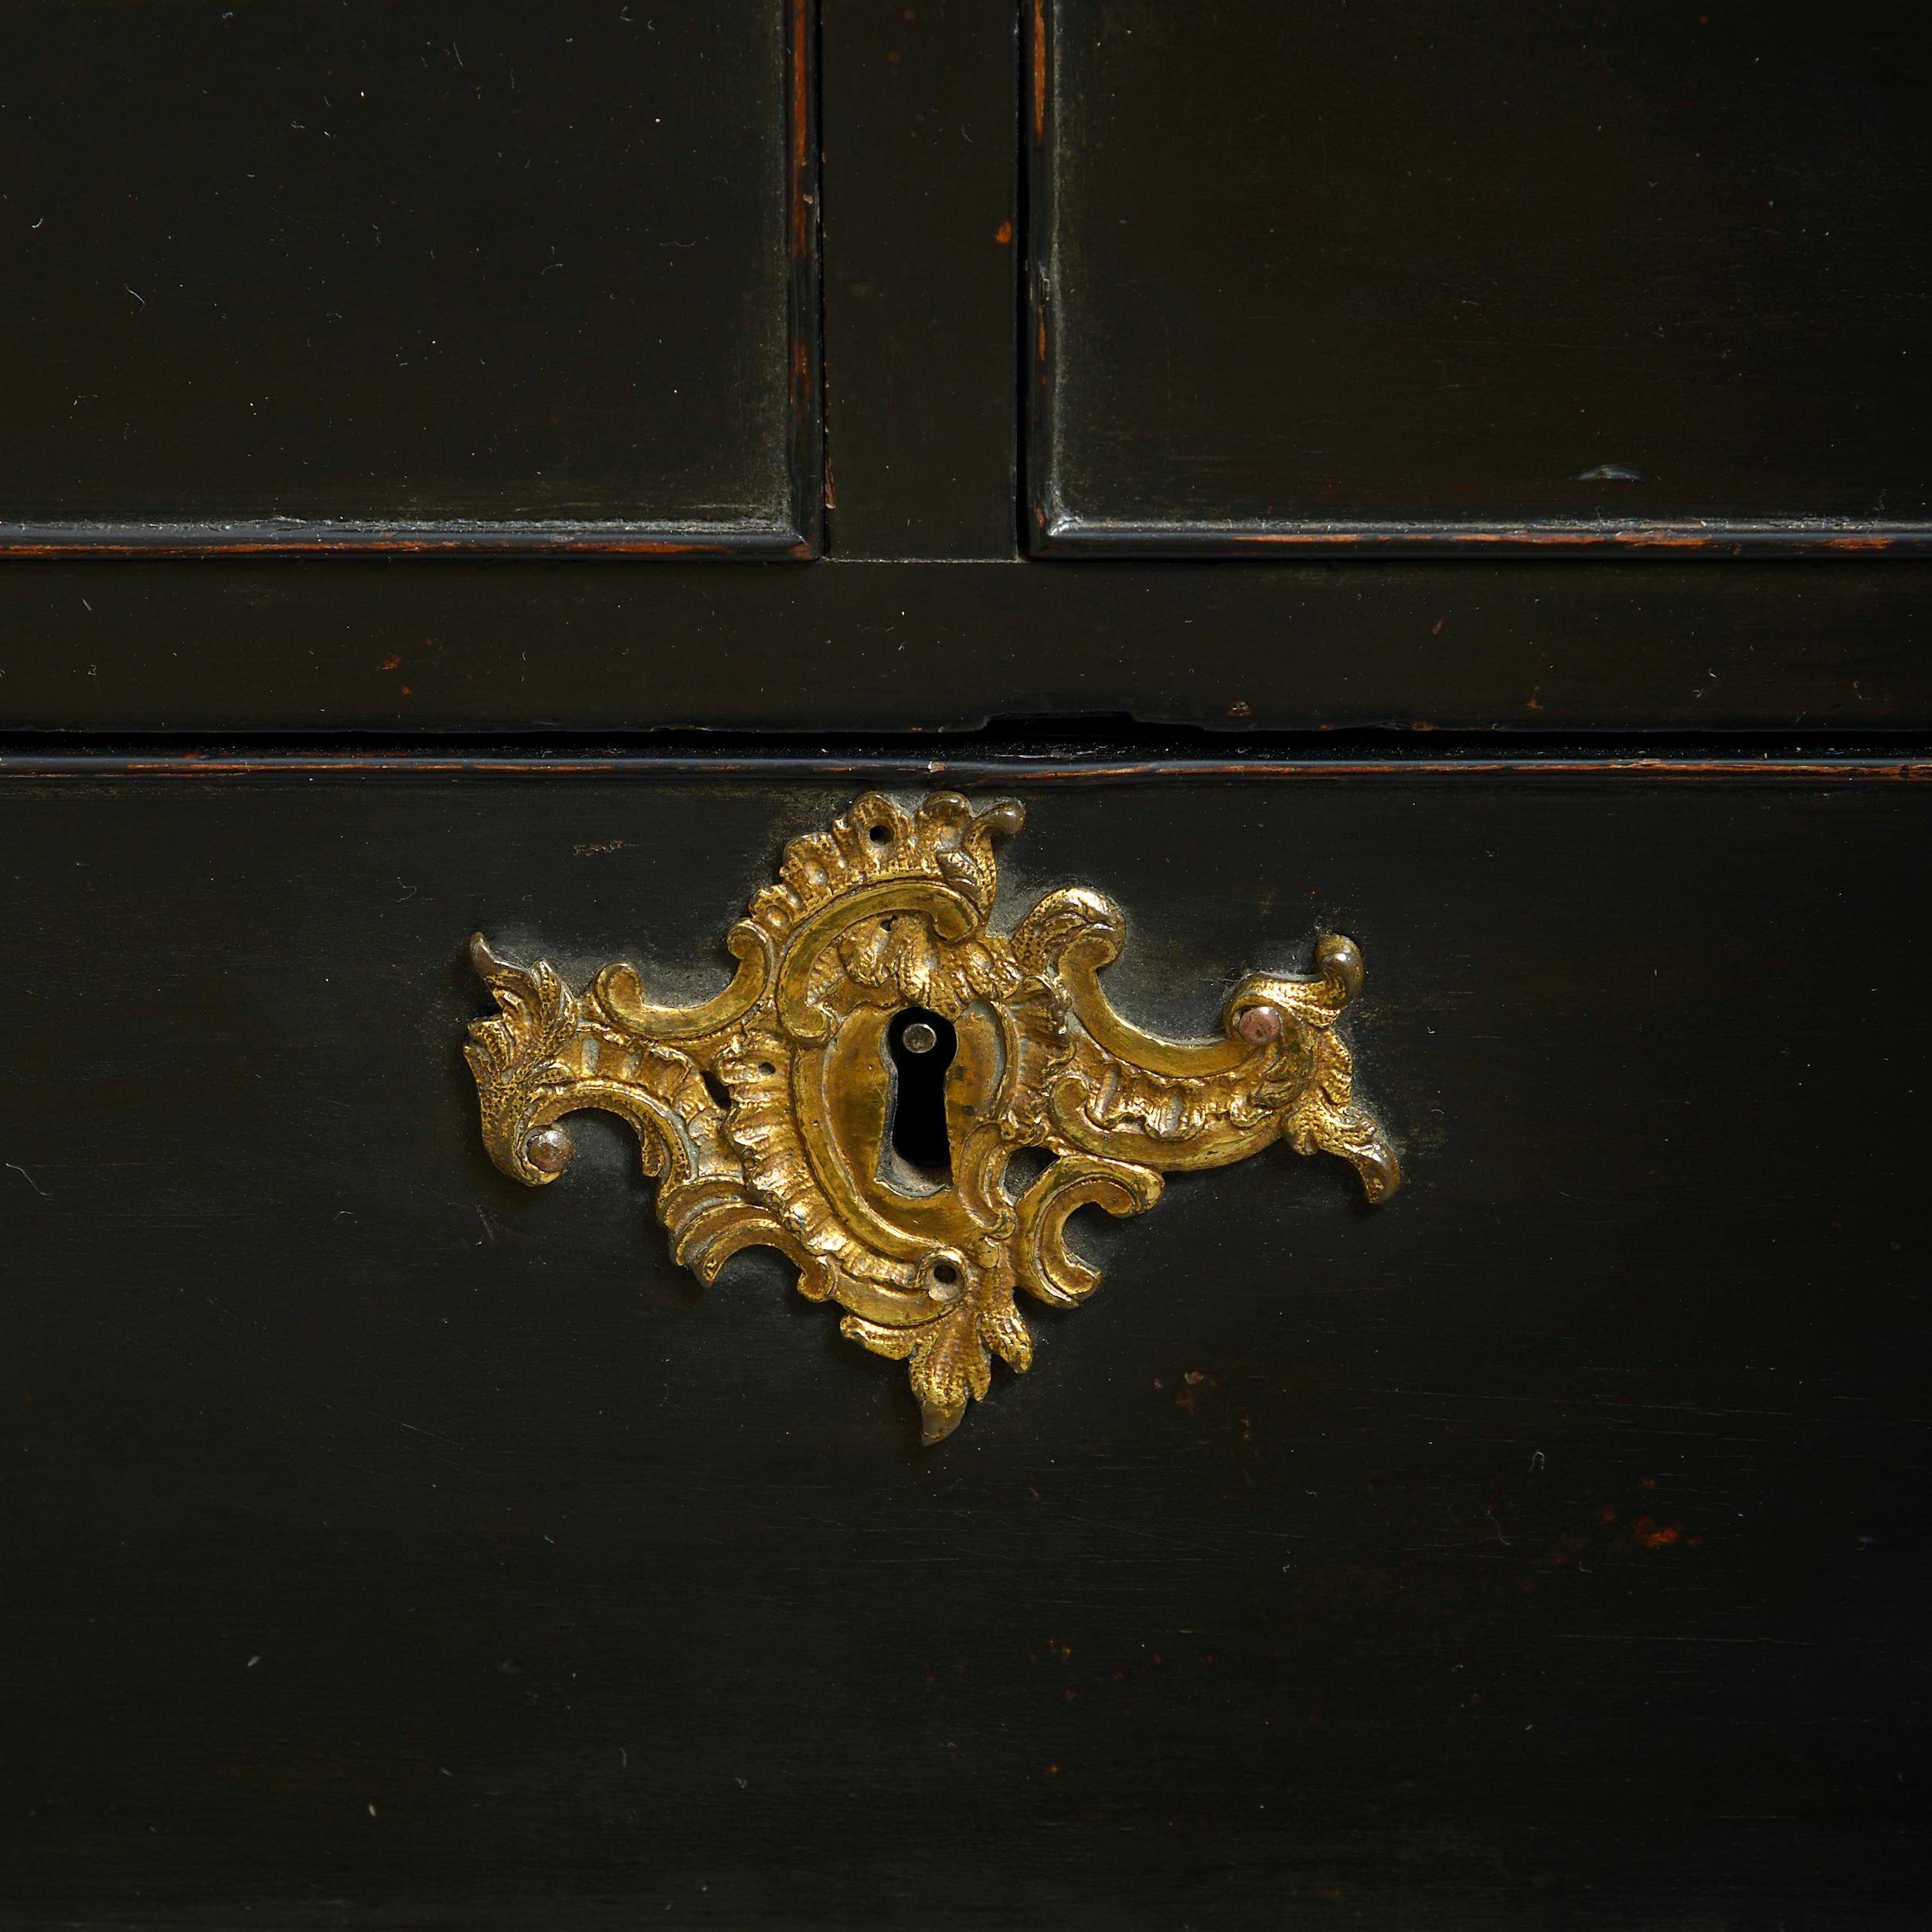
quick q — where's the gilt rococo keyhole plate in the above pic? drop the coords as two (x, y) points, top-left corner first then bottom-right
(464, 793), (1399, 1441)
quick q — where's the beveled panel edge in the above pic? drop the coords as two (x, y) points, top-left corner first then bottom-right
(1030, 519), (1932, 560)
(3, 744), (1928, 782)
(0, 521), (816, 560)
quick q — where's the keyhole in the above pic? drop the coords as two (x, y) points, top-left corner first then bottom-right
(886, 1006), (957, 1181)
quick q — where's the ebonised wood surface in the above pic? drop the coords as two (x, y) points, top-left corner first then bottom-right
(3, 769), (1925, 1928)
(3, 556), (1930, 734)
(821, 0), (1018, 558)
(2, 4), (1928, 1923)
(1032, 0), (1932, 550)
(0, 0), (815, 551)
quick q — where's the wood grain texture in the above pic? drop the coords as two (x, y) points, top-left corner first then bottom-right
(2, 770), (1926, 1927)
(0, 0), (819, 553)
(1030, 0), (1932, 553)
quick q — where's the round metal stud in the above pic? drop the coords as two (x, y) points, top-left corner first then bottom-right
(1234, 1003), (1283, 1047)
(902, 1021), (939, 1055)
(524, 1126), (570, 1173)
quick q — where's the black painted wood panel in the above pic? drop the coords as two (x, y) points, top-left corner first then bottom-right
(5, 556), (1930, 734)
(820, 0), (1019, 557)
(1031, 0), (1932, 553)
(0, 0), (818, 554)
(2, 767), (1924, 1927)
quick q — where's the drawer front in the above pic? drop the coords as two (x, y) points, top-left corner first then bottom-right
(3, 766), (1924, 1927)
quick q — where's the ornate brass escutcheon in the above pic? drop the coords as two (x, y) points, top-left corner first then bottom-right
(464, 794), (1399, 1441)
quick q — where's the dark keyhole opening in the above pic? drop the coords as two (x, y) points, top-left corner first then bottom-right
(886, 1006), (957, 1179)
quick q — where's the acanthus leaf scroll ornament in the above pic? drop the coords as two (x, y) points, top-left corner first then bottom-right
(464, 794), (1399, 1443)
